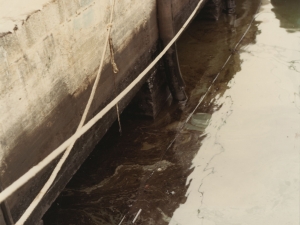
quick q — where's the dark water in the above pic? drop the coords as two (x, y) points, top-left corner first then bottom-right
(43, 0), (300, 224)
(271, 0), (300, 32)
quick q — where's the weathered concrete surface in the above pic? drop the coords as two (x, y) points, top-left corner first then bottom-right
(1, 0), (159, 223)
(0, 0), (208, 224)
(0, 0), (157, 167)
(0, 0), (52, 34)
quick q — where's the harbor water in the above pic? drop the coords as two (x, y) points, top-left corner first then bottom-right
(43, 0), (300, 224)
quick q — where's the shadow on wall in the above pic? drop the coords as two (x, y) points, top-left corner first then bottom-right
(271, 0), (300, 32)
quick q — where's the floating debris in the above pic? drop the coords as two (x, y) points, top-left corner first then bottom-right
(185, 113), (212, 132)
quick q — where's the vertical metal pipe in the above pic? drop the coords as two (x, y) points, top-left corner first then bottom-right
(226, 0), (236, 14)
(211, 0), (223, 20)
(157, 0), (187, 102)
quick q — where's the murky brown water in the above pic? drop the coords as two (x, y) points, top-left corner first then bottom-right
(43, 0), (300, 224)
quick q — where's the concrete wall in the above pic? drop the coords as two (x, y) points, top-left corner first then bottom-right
(0, 0), (157, 167)
(0, 0), (207, 223)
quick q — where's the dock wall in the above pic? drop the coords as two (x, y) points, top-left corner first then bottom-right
(0, 0), (207, 223)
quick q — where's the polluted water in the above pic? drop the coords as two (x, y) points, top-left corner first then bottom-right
(43, 0), (300, 224)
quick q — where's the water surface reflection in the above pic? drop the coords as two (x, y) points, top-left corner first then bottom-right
(171, 1), (300, 225)
(43, 0), (299, 224)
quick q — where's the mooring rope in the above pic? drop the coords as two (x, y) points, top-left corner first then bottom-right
(0, 0), (206, 218)
(0, 2), (263, 224)
(109, 37), (122, 135)
(13, 0), (117, 224)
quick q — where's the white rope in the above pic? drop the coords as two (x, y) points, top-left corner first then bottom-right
(132, 209), (142, 223)
(14, 1), (116, 224)
(0, 0), (205, 214)
(118, 215), (126, 225)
